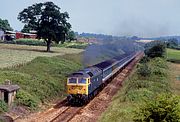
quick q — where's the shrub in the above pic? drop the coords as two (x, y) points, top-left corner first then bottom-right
(16, 90), (38, 109)
(137, 63), (151, 77)
(145, 41), (166, 58)
(126, 88), (154, 102)
(125, 80), (151, 91)
(0, 100), (8, 113)
(150, 57), (167, 69)
(15, 39), (46, 46)
(139, 56), (150, 64)
(133, 94), (180, 122)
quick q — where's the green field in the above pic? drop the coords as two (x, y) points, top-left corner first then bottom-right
(167, 48), (180, 61)
(0, 43), (83, 68)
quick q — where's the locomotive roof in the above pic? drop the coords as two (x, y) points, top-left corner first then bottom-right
(69, 67), (101, 78)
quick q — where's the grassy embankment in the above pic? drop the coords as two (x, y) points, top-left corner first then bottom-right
(100, 57), (170, 122)
(100, 48), (180, 122)
(0, 43), (84, 112)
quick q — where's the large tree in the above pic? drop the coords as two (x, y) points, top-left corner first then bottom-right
(0, 18), (13, 31)
(18, 2), (71, 52)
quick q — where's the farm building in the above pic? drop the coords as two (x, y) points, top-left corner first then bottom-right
(4, 31), (37, 40)
(4, 31), (16, 41)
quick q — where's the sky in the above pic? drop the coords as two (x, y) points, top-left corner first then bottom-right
(0, 0), (180, 37)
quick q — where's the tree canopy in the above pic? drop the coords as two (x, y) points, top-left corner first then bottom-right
(66, 31), (76, 41)
(0, 18), (13, 31)
(18, 2), (71, 51)
(144, 41), (166, 58)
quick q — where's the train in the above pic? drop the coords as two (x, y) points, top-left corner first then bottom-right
(66, 52), (138, 105)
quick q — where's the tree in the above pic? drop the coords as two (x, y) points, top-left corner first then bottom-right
(0, 18), (13, 31)
(18, 2), (71, 52)
(67, 31), (76, 41)
(144, 41), (166, 58)
(166, 38), (178, 48)
(21, 24), (32, 33)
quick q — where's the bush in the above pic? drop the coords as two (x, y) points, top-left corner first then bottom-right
(137, 63), (151, 77)
(126, 88), (154, 102)
(133, 94), (180, 122)
(0, 100), (8, 113)
(16, 90), (38, 109)
(139, 56), (150, 64)
(15, 39), (46, 46)
(145, 41), (166, 58)
(150, 58), (167, 69)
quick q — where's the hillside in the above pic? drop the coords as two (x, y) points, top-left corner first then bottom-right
(0, 53), (83, 113)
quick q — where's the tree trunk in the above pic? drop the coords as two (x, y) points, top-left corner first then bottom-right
(46, 40), (51, 52)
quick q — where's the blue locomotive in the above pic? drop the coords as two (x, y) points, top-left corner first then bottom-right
(66, 52), (137, 104)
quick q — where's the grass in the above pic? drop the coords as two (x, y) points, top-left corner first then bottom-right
(99, 57), (170, 122)
(0, 53), (83, 109)
(167, 48), (180, 61)
(169, 62), (180, 95)
(0, 43), (83, 68)
(55, 41), (89, 49)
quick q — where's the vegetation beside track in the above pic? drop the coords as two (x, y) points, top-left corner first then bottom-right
(100, 42), (180, 122)
(0, 53), (83, 111)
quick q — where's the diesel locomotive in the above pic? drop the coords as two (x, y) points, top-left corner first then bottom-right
(66, 52), (137, 104)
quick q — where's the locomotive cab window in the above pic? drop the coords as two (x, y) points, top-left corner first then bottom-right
(78, 78), (87, 84)
(68, 78), (77, 83)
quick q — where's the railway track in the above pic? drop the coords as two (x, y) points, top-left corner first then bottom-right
(50, 107), (82, 122)
(15, 52), (143, 122)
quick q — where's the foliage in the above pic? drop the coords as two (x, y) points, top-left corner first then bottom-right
(18, 2), (71, 52)
(66, 31), (76, 41)
(21, 24), (31, 33)
(137, 63), (151, 77)
(139, 56), (150, 64)
(166, 38), (179, 49)
(0, 18), (13, 31)
(145, 41), (166, 58)
(133, 94), (180, 122)
(56, 41), (88, 49)
(15, 39), (46, 46)
(0, 100), (8, 113)
(16, 90), (38, 109)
